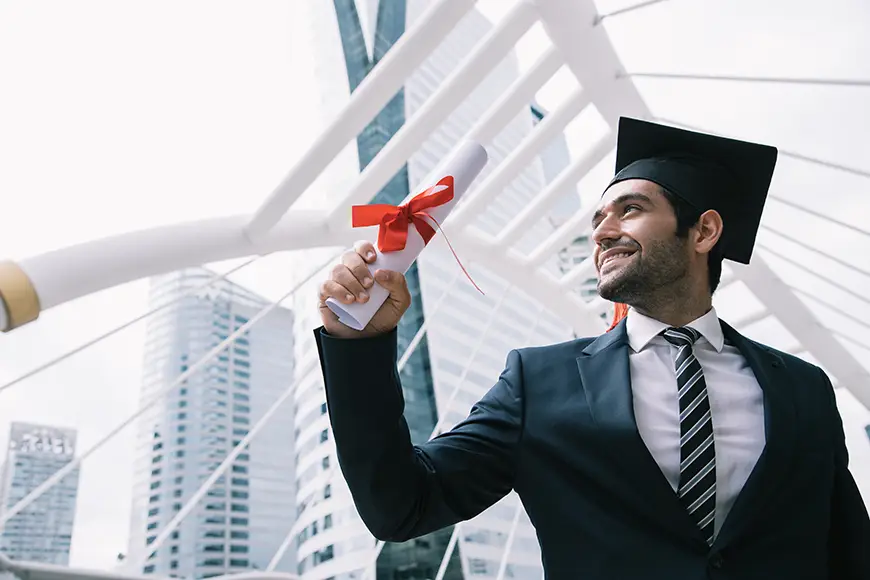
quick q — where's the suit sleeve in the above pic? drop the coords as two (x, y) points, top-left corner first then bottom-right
(314, 326), (524, 542)
(819, 368), (870, 579)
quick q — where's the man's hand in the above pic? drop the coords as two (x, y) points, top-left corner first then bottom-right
(318, 240), (411, 339)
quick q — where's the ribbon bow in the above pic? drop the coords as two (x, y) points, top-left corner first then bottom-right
(351, 175), (483, 294)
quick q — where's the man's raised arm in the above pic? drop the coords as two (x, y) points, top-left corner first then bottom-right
(313, 241), (524, 541)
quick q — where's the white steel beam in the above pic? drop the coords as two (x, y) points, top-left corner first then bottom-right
(731, 257), (870, 408)
(467, 44), (563, 144)
(533, 0), (650, 126)
(559, 255), (597, 289)
(450, 87), (591, 228)
(525, 205), (595, 267)
(325, 0), (539, 231)
(0, 257), (259, 392)
(245, 0), (477, 238)
(7, 210), (351, 318)
(497, 131), (613, 244)
(453, 229), (605, 336)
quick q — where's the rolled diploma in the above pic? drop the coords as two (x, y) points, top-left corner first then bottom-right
(326, 140), (488, 331)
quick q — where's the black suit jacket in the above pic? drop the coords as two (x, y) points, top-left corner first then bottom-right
(315, 320), (870, 579)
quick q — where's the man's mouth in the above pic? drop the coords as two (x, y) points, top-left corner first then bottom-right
(599, 249), (637, 272)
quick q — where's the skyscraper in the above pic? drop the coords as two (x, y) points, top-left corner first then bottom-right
(289, 2), (586, 579)
(0, 422), (80, 565)
(127, 269), (296, 578)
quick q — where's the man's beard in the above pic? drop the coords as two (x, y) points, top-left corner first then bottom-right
(597, 236), (690, 305)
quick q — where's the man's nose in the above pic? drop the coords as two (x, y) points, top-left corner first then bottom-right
(592, 214), (621, 245)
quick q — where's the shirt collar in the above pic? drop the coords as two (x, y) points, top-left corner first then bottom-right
(626, 306), (725, 353)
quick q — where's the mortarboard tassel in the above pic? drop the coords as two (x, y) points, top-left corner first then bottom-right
(607, 303), (629, 332)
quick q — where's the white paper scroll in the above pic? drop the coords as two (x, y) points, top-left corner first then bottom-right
(326, 140), (488, 331)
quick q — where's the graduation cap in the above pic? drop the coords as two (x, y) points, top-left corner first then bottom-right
(606, 117), (778, 265)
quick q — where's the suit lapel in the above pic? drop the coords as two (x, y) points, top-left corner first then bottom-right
(714, 321), (797, 547)
(576, 321), (708, 549)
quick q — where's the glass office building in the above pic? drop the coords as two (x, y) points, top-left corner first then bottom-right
(0, 422), (80, 566)
(127, 269), (296, 578)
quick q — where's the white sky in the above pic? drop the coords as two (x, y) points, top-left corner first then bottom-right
(0, 0), (869, 571)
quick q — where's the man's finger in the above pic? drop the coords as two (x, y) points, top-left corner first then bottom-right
(319, 279), (355, 304)
(332, 263), (368, 303)
(341, 249), (374, 291)
(353, 240), (378, 264)
(374, 269), (406, 293)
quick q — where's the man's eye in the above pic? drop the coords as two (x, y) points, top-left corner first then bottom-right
(624, 205), (641, 214)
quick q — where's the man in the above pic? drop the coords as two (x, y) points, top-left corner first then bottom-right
(314, 118), (870, 579)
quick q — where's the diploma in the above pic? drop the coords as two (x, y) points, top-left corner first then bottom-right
(326, 140), (488, 331)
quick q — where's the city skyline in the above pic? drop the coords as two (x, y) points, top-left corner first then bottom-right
(0, 0), (867, 572)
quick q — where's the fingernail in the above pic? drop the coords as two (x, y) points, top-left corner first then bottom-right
(345, 294), (353, 302)
(359, 291), (368, 301)
(367, 252), (376, 260)
(362, 277), (373, 287)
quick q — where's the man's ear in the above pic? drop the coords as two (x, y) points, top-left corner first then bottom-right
(694, 209), (724, 255)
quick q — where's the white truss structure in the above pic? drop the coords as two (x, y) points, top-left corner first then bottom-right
(0, 1), (869, 579)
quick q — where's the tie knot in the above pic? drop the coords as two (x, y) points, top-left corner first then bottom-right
(662, 326), (701, 347)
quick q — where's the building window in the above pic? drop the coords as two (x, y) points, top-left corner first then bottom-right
(200, 559), (224, 567)
(316, 545), (334, 564)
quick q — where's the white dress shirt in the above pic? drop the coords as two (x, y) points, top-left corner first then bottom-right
(626, 307), (766, 537)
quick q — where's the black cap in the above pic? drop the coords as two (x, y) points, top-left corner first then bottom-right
(606, 117), (778, 264)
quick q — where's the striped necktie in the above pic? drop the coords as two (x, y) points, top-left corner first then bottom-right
(662, 326), (717, 546)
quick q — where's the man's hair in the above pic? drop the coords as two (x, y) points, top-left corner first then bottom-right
(659, 187), (724, 293)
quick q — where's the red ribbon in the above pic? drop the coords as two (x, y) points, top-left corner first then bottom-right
(351, 175), (483, 294)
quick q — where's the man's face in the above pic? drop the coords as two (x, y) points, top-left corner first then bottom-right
(591, 179), (691, 304)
